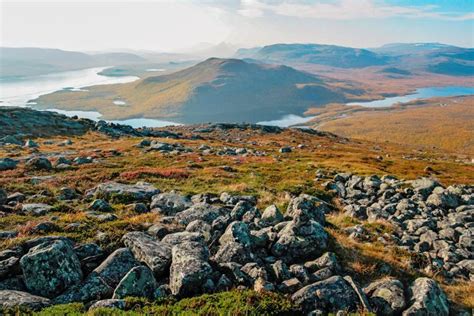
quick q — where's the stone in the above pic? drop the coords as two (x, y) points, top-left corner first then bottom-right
(122, 232), (171, 277)
(403, 278), (449, 316)
(279, 278), (302, 294)
(150, 192), (192, 216)
(0, 256), (19, 279)
(304, 252), (340, 273)
(219, 221), (252, 248)
(113, 265), (158, 299)
(20, 240), (83, 298)
(0, 158), (18, 171)
(24, 139), (39, 148)
(161, 232), (205, 247)
(364, 279), (406, 316)
(89, 299), (126, 310)
(286, 194), (330, 225)
(230, 201), (253, 221)
(279, 147), (292, 153)
(411, 178), (439, 199)
(0, 290), (51, 311)
(93, 248), (139, 287)
(170, 241), (213, 297)
(175, 203), (226, 226)
(213, 241), (254, 265)
(58, 187), (78, 200)
(53, 273), (113, 304)
(260, 205), (284, 227)
(89, 181), (160, 203)
(186, 220), (212, 241)
(25, 157), (52, 171)
(126, 203), (148, 213)
(21, 203), (53, 216)
(271, 260), (291, 282)
(90, 199), (113, 212)
(291, 276), (360, 313)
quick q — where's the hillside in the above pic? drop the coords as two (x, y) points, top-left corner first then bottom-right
(236, 43), (389, 68)
(0, 47), (147, 78)
(33, 58), (355, 123)
(0, 108), (473, 314)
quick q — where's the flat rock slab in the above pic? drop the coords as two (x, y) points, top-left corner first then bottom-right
(0, 290), (51, 311)
(88, 182), (160, 203)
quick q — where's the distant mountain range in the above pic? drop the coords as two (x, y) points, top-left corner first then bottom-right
(34, 58), (353, 123)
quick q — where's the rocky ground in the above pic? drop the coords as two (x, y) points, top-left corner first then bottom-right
(0, 109), (472, 315)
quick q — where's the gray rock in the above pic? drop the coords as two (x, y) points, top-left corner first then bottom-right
(150, 192), (192, 216)
(89, 299), (126, 310)
(0, 290), (51, 311)
(58, 187), (78, 200)
(304, 252), (340, 273)
(0, 256), (19, 279)
(90, 199), (113, 212)
(161, 232), (205, 247)
(175, 203), (226, 226)
(271, 260), (291, 282)
(93, 248), (139, 287)
(286, 194), (330, 225)
(279, 147), (292, 153)
(170, 241), (213, 297)
(279, 278), (302, 294)
(53, 273), (113, 304)
(0, 158), (18, 171)
(411, 178), (439, 199)
(213, 241), (254, 265)
(20, 240), (82, 298)
(219, 221), (252, 248)
(25, 157), (52, 171)
(113, 265), (158, 299)
(89, 181), (160, 203)
(122, 232), (171, 277)
(24, 139), (39, 148)
(186, 220), (212, 241)
(403, 277), (449, 316)
(291, 275), (360, 313)
(364, 279), (406, 316)
(21, 203), (53, 216)
(260, 205), (284, 227)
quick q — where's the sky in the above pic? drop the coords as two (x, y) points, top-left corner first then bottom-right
(1, 0), (473, 52)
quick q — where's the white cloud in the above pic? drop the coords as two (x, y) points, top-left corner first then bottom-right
(238, 0), (474, 21)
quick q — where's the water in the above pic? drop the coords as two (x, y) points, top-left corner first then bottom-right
(347, 86), (474, 108)
(257, 114), (315, 127)
(0, 67), (139, 107)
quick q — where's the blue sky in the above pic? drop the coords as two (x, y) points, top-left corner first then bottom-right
(1, 0), (473, 51)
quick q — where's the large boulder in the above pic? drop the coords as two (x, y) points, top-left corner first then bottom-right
(25, 157), (52, 171)
(259, 205), (284, 227)
(20, 240), (82, 298)
(122, 232), (171, 277)
(150, 192), (192, 216)
(0, 158), (18, 171)
(271, 219), (328, 263)
(53, 273), (113, 304)
(88, 181), (160, 203)
(113, 265), (158, 299)
(170, 241), (213, 297)
(411, 178), (439, 199)
(93, 248), (139, 287)
(291, 275), (360, 313)
(403, 278), (449, 316)
(364, 279), (406, 316)
(286, 194), (331, 225)
(219, 221), (252, 248)
(213, 241), (254, 265)
(0, 290), (51, 311)
(175, 203), (226, 226)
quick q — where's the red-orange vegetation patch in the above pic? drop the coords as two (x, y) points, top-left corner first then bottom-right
(120, 167), (190, 181)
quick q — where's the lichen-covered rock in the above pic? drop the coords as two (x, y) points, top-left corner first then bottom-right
(89, 299), (126, 310)
(286, 194), (331, 225)
(291, 275), (360, 313)
(89, 181), (160, 203)
(21, 203), (53, 216)
(93, 248), (139, 287)
(161, 232), (205, 247)
(170, 241), (213, 297)
(25, 157), (52, 171)
(213, 241), (254, 265)
(219, 221), (252, 248)
(403, 278), (449, 316)
(90, 199), (113, 212)
(113, 265), (158, 299)
(122, 232), (171, 277)
(53, 273), (113, 304)
(0, 158), (18, 171)
(174, 203), (226, 226)
(411, 178), (439, 199)
(364, 279), (406, 316)
(260, 205), (284, 227)
(150, 192), (192, 216)
(0, 290), (51, 311)
(20, 240), (82, 298)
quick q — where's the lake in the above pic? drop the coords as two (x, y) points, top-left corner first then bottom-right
(347, 86), (474, 108)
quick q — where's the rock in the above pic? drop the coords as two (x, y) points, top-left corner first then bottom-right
(20, 240), (83, 298)
(411, 178), (439, 199)
(175, 203), (226, 226)
(113, 265), (158, 299)
(0, 256), (19, 279)
(161, 232), (205, 247)
(0, 231), (18, 240)
(0, 158), (18, 171)
(260, 205), (284, 227)
(304, 252), (340, 273)
(271, 260), (291, 282)
(271, 219), (328, 263)
(25, 157), (52, 171)
(230, 201), (253, 220)
(0, 135), (22, 145)
(93, 248), (139, 288)
(85, 211), (117, 222)
(126, 203), (148, 213)
(0, 189), (6, 205)
(364, 279), (406, 316)
(343, 276), (372, 313)
(286, 194), (330, 225)
(24, 139), (39, 148)
(122, 232), (171, 278)
(186, 220), (212, 241)
(279, 278), (302, 294)
(89, 299), (126, 310)
(291, 275), (360, 313)
(0, 290), (51, 311)
(213, 241), (254, 265)
(170, 241), (213, 297)
(53, 273), (113, 304)
(403, 277), (449, 316)
(58, 187), (78, 200)
(88, 181), (160, 203)
(279, 147), (292, 153)
(150, 192), (192, 216)
(147, 224), (170, 239)
(73, 156), (93, 165)
(90, 199), (113, 212)
(219, 221), (252, 248)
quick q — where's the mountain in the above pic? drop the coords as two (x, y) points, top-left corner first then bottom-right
(34, 58), (352, 123)
(235, 43), (389, 68)
(370, 43), (474, 76)
(0, 47), (147, 79)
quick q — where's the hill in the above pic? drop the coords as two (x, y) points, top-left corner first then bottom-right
(236, 43), (389, 68)
(33, 58), (354, 123)
(0, 47), (147, 79)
